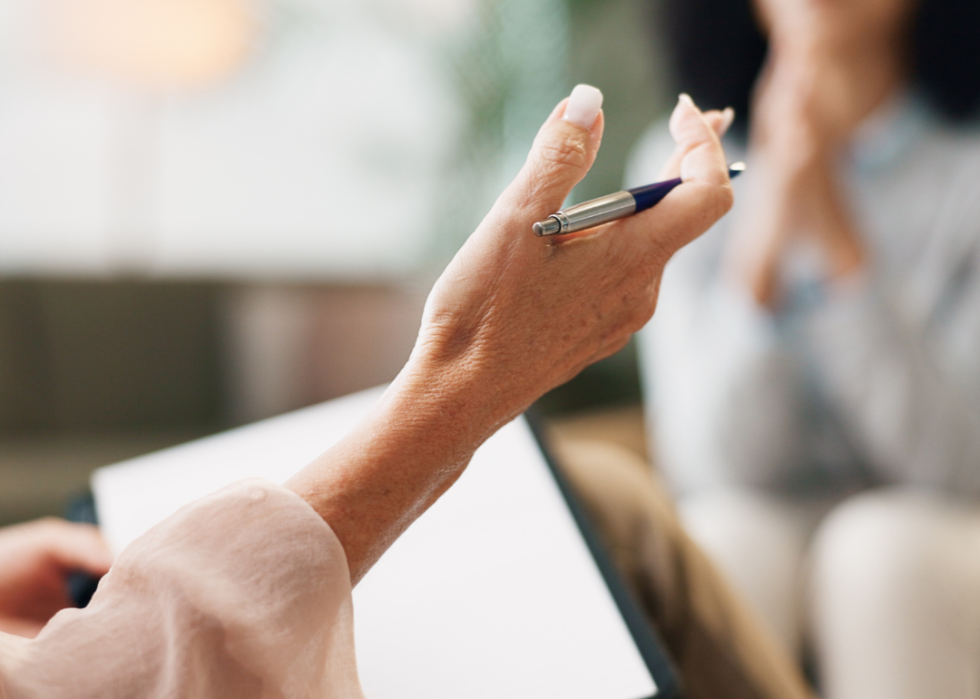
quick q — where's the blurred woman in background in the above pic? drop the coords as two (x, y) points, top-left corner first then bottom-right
(628, 0), (980, 697)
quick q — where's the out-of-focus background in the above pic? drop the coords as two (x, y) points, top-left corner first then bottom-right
(0, 0), (667, 525)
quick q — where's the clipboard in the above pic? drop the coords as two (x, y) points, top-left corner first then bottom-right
(527, 411), (680, 698)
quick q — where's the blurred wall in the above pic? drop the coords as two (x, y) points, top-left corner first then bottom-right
(225, 284), (427, 424)
(0, 281), (223, 432)
(0, 280), (224, 524)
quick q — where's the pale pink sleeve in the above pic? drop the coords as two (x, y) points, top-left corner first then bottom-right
(0, 479), (365, 699)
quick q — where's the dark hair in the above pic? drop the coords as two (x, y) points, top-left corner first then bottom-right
(659, 0), (980, 133)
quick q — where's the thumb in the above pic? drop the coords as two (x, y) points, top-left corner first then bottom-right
(497, 84), (604, 223)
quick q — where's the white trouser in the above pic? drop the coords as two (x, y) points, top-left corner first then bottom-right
(679, 487), (980, 699)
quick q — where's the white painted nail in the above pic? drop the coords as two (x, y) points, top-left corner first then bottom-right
(563, 84), (603, 129)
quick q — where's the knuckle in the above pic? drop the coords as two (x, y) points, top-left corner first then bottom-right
(507, 178), (546, 217)
(536, 135), (589, 172)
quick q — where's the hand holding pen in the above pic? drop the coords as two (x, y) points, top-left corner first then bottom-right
(290, 87), (736, 582)
(533, 94), (740, 237)
(533, 162), (744, 236)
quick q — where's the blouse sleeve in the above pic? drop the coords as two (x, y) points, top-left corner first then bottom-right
(0, 479), (365, 699)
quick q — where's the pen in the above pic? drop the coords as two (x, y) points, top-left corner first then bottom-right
(532, 162), (745, 237)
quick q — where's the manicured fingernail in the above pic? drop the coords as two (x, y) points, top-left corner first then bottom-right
(719, 107), (735, 135)
(563, 84), (603, 129)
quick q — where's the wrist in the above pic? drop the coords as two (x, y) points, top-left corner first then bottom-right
(288, 354), (499, 582)
(389, 349), (516, 462)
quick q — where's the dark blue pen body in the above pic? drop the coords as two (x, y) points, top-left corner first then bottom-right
(630, 163), (743, 213)
(627, 177), (683, 214)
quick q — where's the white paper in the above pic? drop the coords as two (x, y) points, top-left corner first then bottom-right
(92, 386), (657, 699)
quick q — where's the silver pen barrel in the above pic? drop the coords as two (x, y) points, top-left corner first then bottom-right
(532, 191), (636, 237)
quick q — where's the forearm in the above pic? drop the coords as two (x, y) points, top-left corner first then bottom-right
(288, 283), (619, 581)
(285, 355), (509, 584)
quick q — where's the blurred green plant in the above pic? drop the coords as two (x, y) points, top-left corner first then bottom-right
(430, 0), (569, 261)
(430, 0), (668, 261)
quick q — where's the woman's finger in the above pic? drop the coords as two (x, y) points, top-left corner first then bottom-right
(494, 84), (605, 225)
(32, 519), (115, 575)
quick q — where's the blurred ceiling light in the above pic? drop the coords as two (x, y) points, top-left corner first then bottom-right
(37, 0), (257, 89)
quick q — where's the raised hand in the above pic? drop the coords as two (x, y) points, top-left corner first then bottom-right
(414, 90), (734, 437)
(288, 87), (735, 583)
